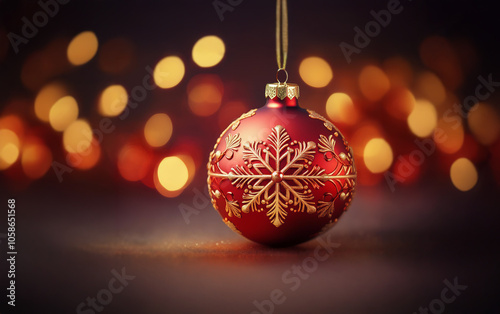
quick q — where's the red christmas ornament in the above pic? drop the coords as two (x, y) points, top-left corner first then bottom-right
(207, 81), (357, 246)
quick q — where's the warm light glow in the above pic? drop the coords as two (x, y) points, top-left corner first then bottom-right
(157, 156), (189, 191)
(383, 57), (413, 87)
(407, 99), (438, 138)
(359, 65), (391, 101)
(66, 138), (101, 170)
(153, 56), (185, 89)
(144, 113), (173, 147)
(325, 93), (358, 125)
(35, 82), (68, 122)
(468, 103), (500, 146)
(21, 139), (52, 179)
(299, 57), (333, 88)
(117, 143), (153, 181)
(192, 35), (225, 68)
(450, 158), (478, 191)
(383, 88), (416, 120)
(49, 96), (79, 131)
(0, 115), (25, 140)
(21, 37), (72, 91)
(434, 116), (464, 154)
(63, 119), (93, 153)
(414, 72), (446, 106)
(187, 75), (223, 117)
(419, 36), (463, 90)
(67, 31), (99, 66)
(188, 84), (222, 116)
(363, 138), (393, 173)
(177, 154), (196, 186)
(351, 121), (383, 157)
(99, 85), (128, 117)
(0, 129), (20, 170)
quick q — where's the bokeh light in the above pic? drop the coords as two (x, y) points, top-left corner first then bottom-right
(383, 88), (416, 120)
(407, 99), (438, 138)
(49, 96), (79, 132)
(0, 11), (491, 194)
(21, 138), (52, 179)
(419, 36), (463, 90)
(98, 85), (128, 117)
(67, 31), (99, 66)
(117, 143), (153, 182)
(450, 158), (478, 191)
(156, 156), (189, 193)
(434, 116), (464, 154)
(0, 129), (20, 170)
(35, 82), (69, 122)
(144, 113), (173, 147)
(383, 56), (413, 87)
(350, 121), (383, 158)
(325, 93), (359, 125)
(299, 57), (333, 88)
(414, 72), (446, 106)
(467, 103), (500, 146)
(363, 138), (393, 173)
(177, 154), (196, 187)
(0, 115), (25, 141)
(98, 37), (135, 74)
(21, 38), (71, 91)
(169, 137), (204, 174)
(187, 74), (223, 117)
(153, 56), (185, 89)
(359, 65), (391, 101)
(66, 138), (101, 170)
(192, 35), (225, 68)
(63, 119), (93, 153)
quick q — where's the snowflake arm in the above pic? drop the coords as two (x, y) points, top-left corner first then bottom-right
(242, 180), (273, 213)
(266, 183), (288, 227)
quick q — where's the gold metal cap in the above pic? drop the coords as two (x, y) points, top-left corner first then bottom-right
(265, 83), (300, 100)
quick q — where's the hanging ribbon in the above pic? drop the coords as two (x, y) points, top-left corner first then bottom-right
(276, 0), (288, 71)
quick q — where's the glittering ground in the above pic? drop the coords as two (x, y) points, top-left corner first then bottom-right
(5, 181), (498, 314)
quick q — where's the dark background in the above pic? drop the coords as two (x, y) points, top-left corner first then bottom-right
(0, 0), (499, 313)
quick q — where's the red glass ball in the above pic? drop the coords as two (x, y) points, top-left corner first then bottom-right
(207, 89), (357, 246)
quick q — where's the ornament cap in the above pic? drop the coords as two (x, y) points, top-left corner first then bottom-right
(265, 83), (300, 100)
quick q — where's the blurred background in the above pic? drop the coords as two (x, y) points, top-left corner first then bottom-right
(1, 0), (499, 193)
(0, 0), (499, 313)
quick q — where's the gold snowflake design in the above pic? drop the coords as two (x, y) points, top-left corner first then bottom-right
(209, 125), (356, 227)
